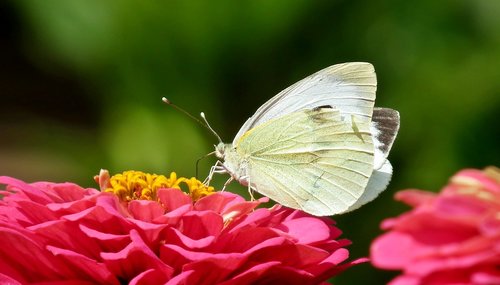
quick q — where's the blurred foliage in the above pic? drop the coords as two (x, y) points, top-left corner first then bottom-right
(1, 0), (499, 283)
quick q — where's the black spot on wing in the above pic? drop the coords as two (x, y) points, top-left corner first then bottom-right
(312, 105), (334, 111)
(372, 107), (400, 154)
(306, 107), (334, 124)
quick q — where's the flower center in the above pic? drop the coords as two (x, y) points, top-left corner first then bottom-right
(97, 170), (214, 202)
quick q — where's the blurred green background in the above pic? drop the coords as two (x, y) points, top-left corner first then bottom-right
(1, 0), (499, 283)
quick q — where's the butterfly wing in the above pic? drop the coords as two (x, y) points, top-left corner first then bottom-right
(233, 62), (377, 145)
(371, 107), (400, 169)
(345, 108), (400, 212)
(234, 107), (374, 216)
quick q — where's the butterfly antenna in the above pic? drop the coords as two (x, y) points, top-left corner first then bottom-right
(162, 97), (206, 126)
(162, 97), (223, 143)
(200, 112), (223, 144)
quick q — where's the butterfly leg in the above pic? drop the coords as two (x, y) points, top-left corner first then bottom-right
(242, 175), (255, 201)
(249, 188), (255, 201)
(203, 160), (226, 186)
(221, 176), (234, 192)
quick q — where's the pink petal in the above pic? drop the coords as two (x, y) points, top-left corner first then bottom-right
(211, 227), (280, 253)
(126, 218), (167, 245)
(220, 198), (268, 223)
(310, 253), (369, 284)
(0, 176), (55, 203)
(129, 268), (169, 285)
(47, 197), (100, 216)
(306, 247), (351, 276)
(454, 169), (500, 194)
(63, 195), (134, 235)
(79, 224), (130, 252)
(0, 226), (69, 281)
(218, 261), (281, 285)
(128, 200), (165, 222)
(1, 200), (56, 226)
(225, 208), (272, 233)
(180, 211), (223, 239)
(29, 220), (102, 258)
(164, 270), (195, 285)
(182, 254), (247, 285)
(395, 189), (437, 207)
(247, 243), (329, 268)
(160, 243), (226, 264)
(221, 263), (315, 285)
(371, 231), (424, 269)
(274, 217), (330, 244)
(420, 268), (474, 284)
(242, 236), (288, 255)
(153, 203), (192, 225)
(163, 227), (215, 249)
(472, 268), (500, 284)
(194, 192), (244, 213)
(34, 182), (99, 202)
(434, 194), (494, 217)
(388, 275), (420, 285)
(46, 246), (119, 284)
(101, 230), (173, 282)
(157, 188), (192, 211)
(0, 273), (23, 285)
(391, 212), (479, 245)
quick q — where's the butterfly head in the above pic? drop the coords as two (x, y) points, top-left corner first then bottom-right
(214, 142), (227, 159)
(214, 142), (247, 184)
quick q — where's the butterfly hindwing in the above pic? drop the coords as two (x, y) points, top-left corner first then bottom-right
(234, 107), (374, 216)
(345, 108), (400, 212)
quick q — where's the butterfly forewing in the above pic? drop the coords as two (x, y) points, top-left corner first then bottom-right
(233, 62), (377, 144)
(234, 108), (374, 216)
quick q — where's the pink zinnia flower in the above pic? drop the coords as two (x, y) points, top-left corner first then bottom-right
(371, 167), (500, 285)
(0, 170), (364, 284)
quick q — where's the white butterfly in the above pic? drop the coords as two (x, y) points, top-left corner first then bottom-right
(207, 62), (399, 216)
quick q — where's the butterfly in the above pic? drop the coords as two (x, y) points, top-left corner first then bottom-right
(208, 62), (399, 216)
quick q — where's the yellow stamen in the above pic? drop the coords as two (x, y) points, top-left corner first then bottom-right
(100, 170), (214, 202)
